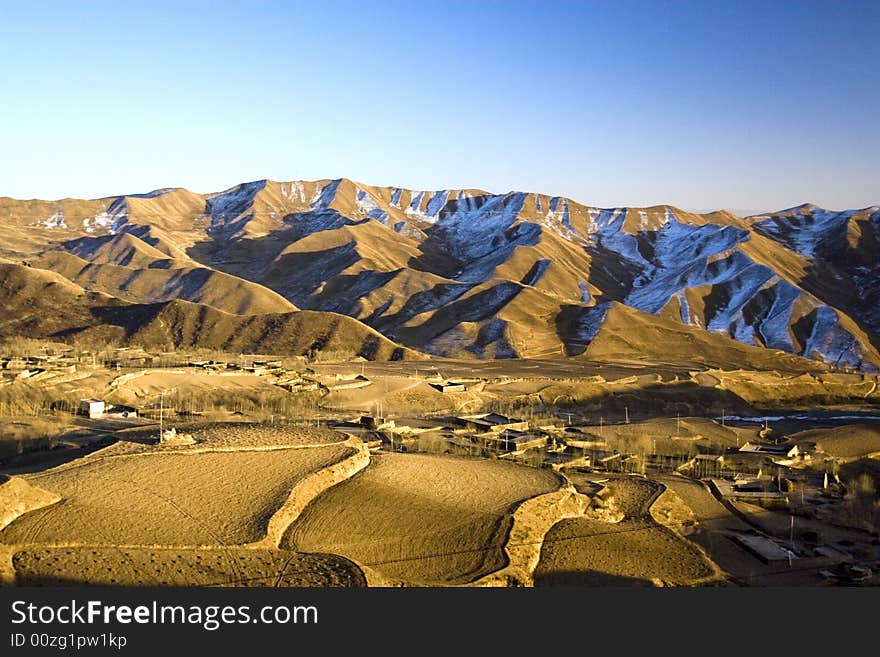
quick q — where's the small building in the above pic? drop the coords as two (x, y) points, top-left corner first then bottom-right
(277, 378), (321, 392)
(693, 453), (724, 477)
(16, 368), (45, 380)
(329, 375), (372, 391)
(544, 450), (591, 470)
(708, 478), (789, 507)
(739, 442), (798, 458)
(360, 415), (395, 431)
(430, 382), (467, 393)
(734, 534), (796, 564)
(455, 413), (530, 433)
(79, 398), (105, 418)
(597, 452), (623, 471)
(483, 431), (547, 453)
(620, 454), (645, 474)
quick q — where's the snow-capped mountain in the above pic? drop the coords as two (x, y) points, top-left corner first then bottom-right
(1, 180), (877, 370)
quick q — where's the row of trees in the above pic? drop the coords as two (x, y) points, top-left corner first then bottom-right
(139, 388), (325, 422)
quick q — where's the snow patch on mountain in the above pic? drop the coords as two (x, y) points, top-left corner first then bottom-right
(521, 259), (551, 287)
(469, 318), (516, 358)
(804, 306), (875, 371)
(753, 206), (857, 257)
(126, 188), (178, 199)
(282, 181), (306, 203)
(404, 190), (449, 223)
(355, 188), (389, 224)
(390, 188), (403, 208)
(206, 180), (267, 232)
(560, 303), (611, 354)
(427, 192), (533, 281)
(407, 191), (424, 213)
(624, 218), (753, 313)
(41, 211), (67, 229)
(578, 281), (591, 303)
(751, 278), (801, 352)
(310, 179), (341, 211)
(541, 197), (578, 240)
(393, 221), (423, 240)
(591, 208), (651, 265)
(84, 198), (129, 234)
(676, 291), (692, 325)
(701, 258), (776, 332)
(424, 190), (450, 219)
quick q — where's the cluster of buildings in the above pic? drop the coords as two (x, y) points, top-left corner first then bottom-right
(188, 358), (285, 376)
(1, 353), (79, 382)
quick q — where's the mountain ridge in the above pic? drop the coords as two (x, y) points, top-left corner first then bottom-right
(1, 178), (877, 370)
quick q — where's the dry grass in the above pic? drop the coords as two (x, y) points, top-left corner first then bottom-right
(534, 517), (715, 586)
(111, 423), (342, 454)
(0, 416), (78, 462)
(13, 547), (364, 587)
(0, 445), (353, 546)
(0, 475), (60, 532)
(794, 424), (880, 459)
(284, 452), (560, 585)
(534, 475), (715, 586)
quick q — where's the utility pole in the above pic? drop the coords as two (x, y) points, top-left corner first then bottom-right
(625, 406), (629, 424)
(158, 390), (164, 441)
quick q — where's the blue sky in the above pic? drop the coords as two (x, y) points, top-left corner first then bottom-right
(1, 0), (877, 213)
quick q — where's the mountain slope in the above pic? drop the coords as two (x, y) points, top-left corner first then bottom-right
(748, 204), (880, 352)
(1, 181), (877, 370)
(33, 233), (299, 316)
(0, 262), (413, 360)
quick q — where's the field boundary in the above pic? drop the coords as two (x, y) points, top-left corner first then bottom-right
(648, 484), (727, 585)
(253, 437), (371, 549)
(472, 482), (600, 587)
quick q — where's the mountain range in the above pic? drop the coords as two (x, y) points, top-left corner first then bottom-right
(1, 179), (877, 370)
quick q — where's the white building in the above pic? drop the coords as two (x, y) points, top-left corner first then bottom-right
(79, 398), (105, 418)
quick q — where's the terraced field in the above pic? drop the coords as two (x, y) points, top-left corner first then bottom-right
(534, 475), (716, 586)
(284, 452), (561, 585)
(13, 547), (365, 587)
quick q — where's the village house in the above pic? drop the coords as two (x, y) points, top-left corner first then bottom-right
(360, 415), (395, 431)
(692, 453), (725, 478)
(482, 430), (547, 453)
(429, 382), (467, 394)
(452, 413), (530, 433)
(79, 398), (105, 418)
(739, 442), (800, 458)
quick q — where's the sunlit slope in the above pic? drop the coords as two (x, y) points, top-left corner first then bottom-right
(1, 180), (876, 368)
(0, 261), (413, 360)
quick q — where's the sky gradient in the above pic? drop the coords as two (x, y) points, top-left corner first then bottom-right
(1, 0), (877, 213)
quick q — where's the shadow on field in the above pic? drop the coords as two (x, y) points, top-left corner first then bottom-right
(534, 570), (652, 587)
(541, 381), (754, 422)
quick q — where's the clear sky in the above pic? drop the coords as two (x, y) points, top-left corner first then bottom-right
(1, 0), (877, 213)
